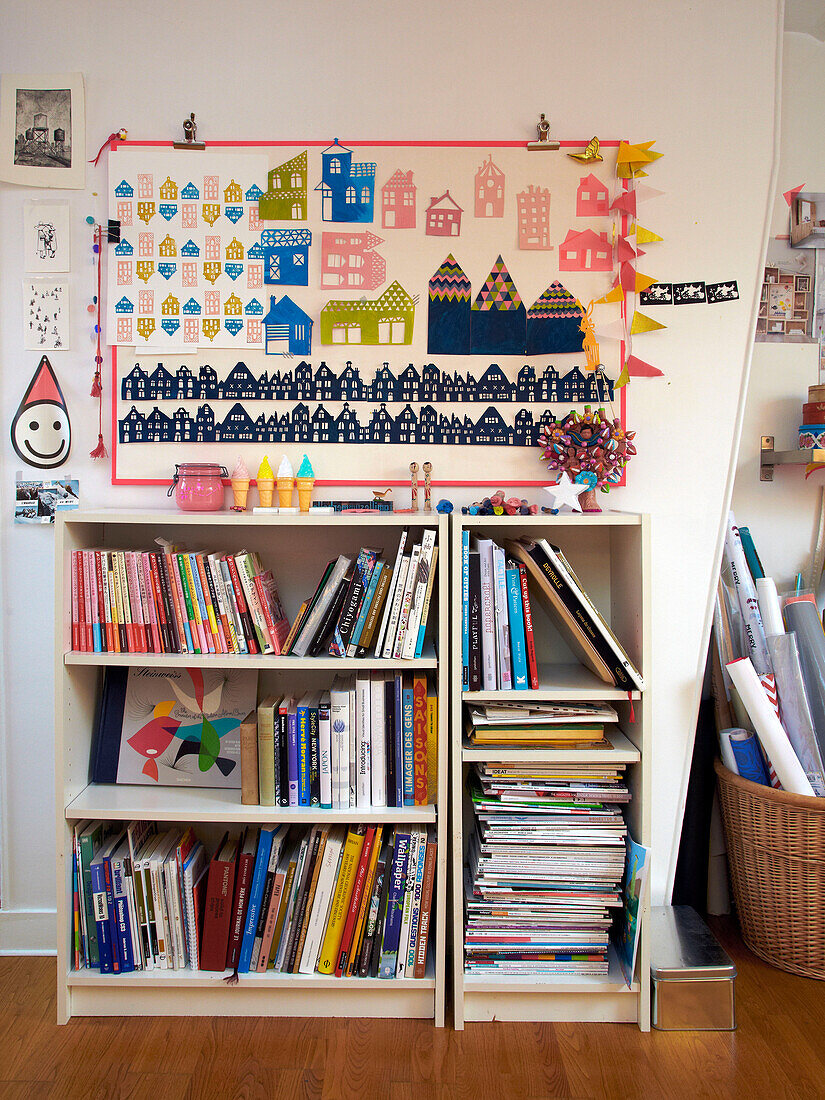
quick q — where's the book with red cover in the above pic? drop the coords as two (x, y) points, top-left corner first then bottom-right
(70, 551), (80, 651)
(334, 825), (376, 977)
(225, 555), (260, 654)
(253, 570), (291, 654)
(414, 828), (437, 979)
(412, 674), (428, 806)
(225, 828), (257, 971)
(517, 562), (539, 690)
(199, 832), (237, 971)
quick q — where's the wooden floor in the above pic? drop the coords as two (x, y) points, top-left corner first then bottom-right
(2, 919), (824, 1100)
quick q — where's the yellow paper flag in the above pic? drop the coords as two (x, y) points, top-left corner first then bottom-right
(630, 311), (667, 334)
(593, 286), (625, 305)
(634, 272), (658, 293)
(634, 224), (663, 244)
(615, 364), (630, 389)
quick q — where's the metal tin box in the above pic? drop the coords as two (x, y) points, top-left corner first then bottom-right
(651, 906), (737, 1030)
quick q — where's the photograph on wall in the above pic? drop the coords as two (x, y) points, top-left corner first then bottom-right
(23, 279), (69, 350)
(24, 199), (70, 272)
(0, 73), (85, 188)
(14, 475), (79, 524)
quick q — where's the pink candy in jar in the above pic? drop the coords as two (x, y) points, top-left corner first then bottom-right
(168, 463), (228, 512)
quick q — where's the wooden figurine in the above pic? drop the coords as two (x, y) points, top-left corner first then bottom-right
(409, 461), (419, 512)
(423, 461), (432, 512)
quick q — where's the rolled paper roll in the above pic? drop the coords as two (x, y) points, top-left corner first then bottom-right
(724, 516), (770, 675)
(756, 577), (784, 638)
(726, 657), (815, 795)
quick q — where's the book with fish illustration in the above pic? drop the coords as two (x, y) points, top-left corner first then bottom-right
(90, 666), (258, 787)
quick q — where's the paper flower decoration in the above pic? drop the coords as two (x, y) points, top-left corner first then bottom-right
(538, 405), (636, 494)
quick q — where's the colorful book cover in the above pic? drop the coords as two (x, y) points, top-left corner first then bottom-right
(506, 564), (529, 689)
(378, 830), (410, 979)
(402, 677), (415, 806)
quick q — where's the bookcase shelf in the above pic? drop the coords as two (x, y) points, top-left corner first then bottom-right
(55, 510), (449, 1026)
(450, 513), (651, 1030)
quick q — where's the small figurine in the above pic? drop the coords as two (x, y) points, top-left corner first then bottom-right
(410, 461), (419, 512)
(230, 455), (250, 511)
(568, 136), (603, 164)
(372, 487), (392, 501)
(528, 112), (560, 151)
(256, 455), (275, 508)
(296, 454), (315, 513)
(423, 461), (433, 512)
(436, 499), (453, 514)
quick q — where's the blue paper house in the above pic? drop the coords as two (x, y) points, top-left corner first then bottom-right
(182, 297), (201, 315)
(244, 298), (263, 315)
(114, 180), (134, 197)
(114, 239), (134, 256)
(526, 281), (585, 355)
(263, 295), (313, 356)
(470, 256), (526, 355)
(115, 296), (134, 314)
(181, 182), (199, 199)
(428, 254), (471, 355)
(224, 206), (244, 223)
(181, 239), (200, 257)
(247, 241), (264, 259)
(159, 203), (178, 221)
(245, 183), (263, 202)
(315, 140), (376, 223)
(158, 263), (176, 280)
(262, 229), (311, 286)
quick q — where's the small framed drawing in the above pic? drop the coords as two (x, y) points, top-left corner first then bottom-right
(0, 73), (85, 189)
(24, 200), (70, 272)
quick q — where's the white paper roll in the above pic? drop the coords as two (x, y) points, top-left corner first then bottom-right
(718, 728), (743, 773)
(725, 516), (771, 675)
(756, 577), (785, 639)
(726, 657), (815, 796)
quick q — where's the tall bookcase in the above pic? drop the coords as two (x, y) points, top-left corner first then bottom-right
(450, 513), (651, 1029)
(55, 510), (449, 1025)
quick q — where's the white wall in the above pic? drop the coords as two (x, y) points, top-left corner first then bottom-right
(0, 0), (781, 949)
(731, 32), (825, 590)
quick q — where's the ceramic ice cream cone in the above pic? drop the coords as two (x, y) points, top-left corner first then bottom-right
(231, 478), (250, 511)
(296, 455), (315, 512)
(258, 479), (274, 508)
(276, 455), (295, 508)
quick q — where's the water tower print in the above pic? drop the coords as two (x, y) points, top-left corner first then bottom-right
(14, 87), (72, 169)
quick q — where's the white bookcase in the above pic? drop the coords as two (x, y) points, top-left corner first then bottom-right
(55, 510), (449, 1025)
(450, 513), (651, 1030)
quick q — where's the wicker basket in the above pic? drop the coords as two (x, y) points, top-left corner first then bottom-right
(715, 757), (825, 979)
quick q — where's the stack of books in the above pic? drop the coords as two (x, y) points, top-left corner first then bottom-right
(72, 819), (437, 980)
(465, 701), (618, 748)
(460, 534), (644, 692)
(463, 762), (630, 976)
(283, 527), (438, 660)
(241, 674), (437, 809)
(70, 546), (289, 656)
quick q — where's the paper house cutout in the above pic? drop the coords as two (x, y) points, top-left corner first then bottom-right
(517, 185), (552, 249)
(115, 296), (134, 314)
(426, 191), (463, 236)
(137, 201), (156, 224)
(115, 180), (134, 198)
(224, 206), (244, 224)
(247, 241), (264, 260)
(576, 173), (609, 217)
(159, 177), (179, 201)
(225, 264), (243, 281)
(224, 180), (242, 203)
(262, 228), (312, 286)
(315, 141), (376, 223)
(201, 203), (221, 226)
(159, 235), (177, 257)
(158, 203), (178, 221)
(161, 319), (180, 336)
(181, 182), (199, 199)
(474, 155), (505, 218)
(180, 239), (200, 257)
(259, 151), (308, 221)
(182, 297), (201, 315)
(158, 263), (176, 280)
(114, 239), (133, 256)
(526, 281), (585, 354)
(161, 294), (180, 316)
(381, 170), (416, 229)
(225, 238), (244, 260)
(471, 256), (525, 354)
(320, 230), (385, 290)
(245, 298), (264, 315)
(428, 253), (471, 355)
(225, 294), (243, 316)
(225, 319), (243, 336)
(264, 295), (313, 355)
(320, 281), (414, 345)
(245, 184), (263, 202)
(558, 229), (612, 271)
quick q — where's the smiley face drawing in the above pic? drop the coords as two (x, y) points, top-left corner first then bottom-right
(11, 355), (71, 470)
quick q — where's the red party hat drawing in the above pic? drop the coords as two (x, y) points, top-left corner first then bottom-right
(21, 355), (67, 408)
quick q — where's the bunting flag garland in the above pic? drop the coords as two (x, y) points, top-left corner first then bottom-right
(616, 140), (662, 178)
(630, 311), (666, 335)
(632, 224), (663, 244)
(594, 318), (627, 341)
(615, 237), (637, 263)
(633, 183), (665, 203)
(616, 354), (665, 389)
(611, 191), (637, 216)
(593, 286), (625, 306)
(783, 183), (805, 207)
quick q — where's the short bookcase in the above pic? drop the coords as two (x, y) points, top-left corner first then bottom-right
(55, 510), (449, 1025)
(450, 512), (651, 1029)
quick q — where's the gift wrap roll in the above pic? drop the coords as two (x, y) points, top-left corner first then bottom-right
(783, 597), (825, 763)
(726, 657), (815, 796)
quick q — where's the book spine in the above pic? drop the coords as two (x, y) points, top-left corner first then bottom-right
(335, 827), (375, 977)
(90, 859), (114, 973)
(426, 692), (438, 805)
(257, 869), (286, 972)
(394, 675), (404, 809)
(355, 673), (371, 809)
(393, 545), (421, 658)
(381, 556), (410, 658)
(166, 552), (189, 653)
(70, 551), (80, 651)
(403, 531), (437, 660)
(329, 686), (350, 811)
(100, 552), (116, 653)
(414, 545), (439, 659)
(402, 679), (415, 806)
(413, 833), (437, 978)
(195, 554), (221, 653)
(357, 564), (391, 656)
(308, 580), (347, 656)
(347, 827), (382, 976)
(201, 555), (226, 653)
(82, 550), (93, 651)
(308, 703), (321, 807)
(518, 562), (539, 689)
(218, 559), (245, 653)
(317, 826), (366, 974)
(405, 829), (428, 975)
(240, 714), (259, 805)
(207, 556), (233, 652)
(412, 674), (428, 806)
(124, 553), (144, 653)
(297, 702), (311, 807)
(376, 530), (409, 657)
(89, 549), (102, 653)
(238, 833), (272, 974)
(287, 707), (299, 806)
(347, 562), (383, 656)
(141, 554), (161, 653)
(257, 703), (276, 807)
(226, 847), (254, 971)
(286, 830), (322, 972)
(478, 542), (496, 689)
(278, 704), (289, 807)
(396, 830), (419, 977)
(226, 554), (260, 654)
(331, 551), (374, 657)
(235, 553), (272, 654)
(107, 559), (121, 652)
(357, 858), (386, 977)
(103, 853), (121, 973)
(111, 856), (136, 972)
(148, 553), (170, 652)
(186, 553), (212, 654)
(461, 530), (469, 688)
(132, 552), (151, 652)
(319, 699), (332, 810)
(370, 673), (387, 809)
(378, 831), (410, 978)
(493, 546), (512, 689)
(506, 565), (529, 689)
(176, 553), (201, 654)
(116, 552), (135, 653)
(250, 848), (279, 972)
(252, 573), (279, 652)
(200, 855), (235, 972)
(157, 552), (181, 653)
(94, 551), (108, 652)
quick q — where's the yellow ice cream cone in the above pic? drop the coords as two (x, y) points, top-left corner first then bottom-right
(277, 476), (294, 509)
(296, 476), (315, 513)
(231, 477), (250, 511)
(257, 478), (275, 508)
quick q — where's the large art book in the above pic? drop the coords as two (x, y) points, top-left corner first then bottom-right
(90, 666), (258, 787)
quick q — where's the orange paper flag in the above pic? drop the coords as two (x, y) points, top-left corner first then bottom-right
(630, 311), (666, 334)
(593, 286), (625, 305)
(633, 224), (663, 244)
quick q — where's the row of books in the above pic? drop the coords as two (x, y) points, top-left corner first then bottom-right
(282, 528), (438, 660)
(464, 700), (618, 747)
(70, 546), (289, 656)
(242, 674), (437, 809)
(464, 762), (630, 976)
(73, 819), (436, 980)
(461, 534), (644, 692)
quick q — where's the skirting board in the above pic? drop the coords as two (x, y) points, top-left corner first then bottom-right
(0, 909), (57, 954)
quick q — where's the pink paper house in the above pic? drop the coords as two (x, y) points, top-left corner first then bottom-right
(474, 155), (505, 218)
(558, 229), (613, 271)
(426, 191), (463, 237)
(321, 230), (386, 290)
(517, 185), (552, 249)
(576, 173), (610, 217)
(381, 170), (416, 229)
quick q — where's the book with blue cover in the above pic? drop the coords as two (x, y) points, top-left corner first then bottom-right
(237, 826), (275, 974)
(505, 564), (529, 689)
(378, 829), (411, 979)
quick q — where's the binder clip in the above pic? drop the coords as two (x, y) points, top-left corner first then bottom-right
(528, 113), (560, 150)
(174, 112), (206, 150)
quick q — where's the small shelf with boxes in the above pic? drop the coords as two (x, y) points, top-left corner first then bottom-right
(451, 512), (651, 1029)
(756, 267), (812, 340)
(56, 511), (448, 1025)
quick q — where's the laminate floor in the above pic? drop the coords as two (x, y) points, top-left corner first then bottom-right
(2, 918), (823, 1100)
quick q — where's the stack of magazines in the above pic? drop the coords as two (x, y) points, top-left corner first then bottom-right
(464, 761), (630, 976)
